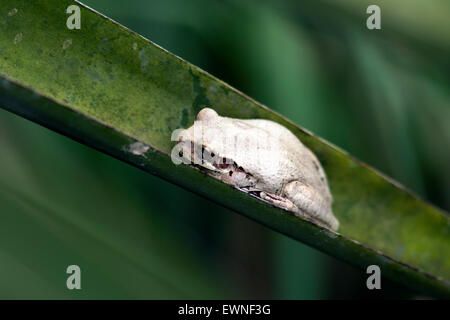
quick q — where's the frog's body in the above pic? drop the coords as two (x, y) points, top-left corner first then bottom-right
(176, 108), (339, 231)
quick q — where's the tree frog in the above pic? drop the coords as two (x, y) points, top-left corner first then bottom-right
(173, 108), (339, 231)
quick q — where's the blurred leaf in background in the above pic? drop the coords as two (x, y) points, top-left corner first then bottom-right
(0, 0), (448, 299)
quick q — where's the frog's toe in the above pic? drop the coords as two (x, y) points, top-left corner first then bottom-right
(327, 215), (340, 231)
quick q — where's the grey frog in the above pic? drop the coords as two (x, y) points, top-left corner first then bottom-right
(175, 108), (339, 231)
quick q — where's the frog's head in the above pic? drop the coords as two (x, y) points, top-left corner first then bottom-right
(174, 108), (256, 188)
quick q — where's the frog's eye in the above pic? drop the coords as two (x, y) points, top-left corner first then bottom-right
(214, 157), (231, 170)
(203, 146), (215, 158)
(216, 162), (230, 170)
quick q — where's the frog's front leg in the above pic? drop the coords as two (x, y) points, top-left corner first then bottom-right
(282, 181), (339, 231)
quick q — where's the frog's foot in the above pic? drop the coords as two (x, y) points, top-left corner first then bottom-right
(237, 188), (301, 217)
(259, 192), (323, 226)
(259, 191), (298, 213)
(238, 187), (336, 229)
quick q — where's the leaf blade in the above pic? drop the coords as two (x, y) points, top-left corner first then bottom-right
(0, 0), (449, 297)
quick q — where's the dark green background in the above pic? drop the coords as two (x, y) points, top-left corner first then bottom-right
(0, 0), (448, 299)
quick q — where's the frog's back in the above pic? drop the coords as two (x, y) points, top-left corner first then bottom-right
(240, 119), (331, 201)
(242, 119), (294, 139)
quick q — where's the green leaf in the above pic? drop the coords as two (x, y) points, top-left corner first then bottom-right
(0, 0), (448, 298)
(0, 107), (230, 299)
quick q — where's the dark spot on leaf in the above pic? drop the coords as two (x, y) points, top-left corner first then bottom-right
(190, 69), (211, 114)
(180, 108), (189, 127)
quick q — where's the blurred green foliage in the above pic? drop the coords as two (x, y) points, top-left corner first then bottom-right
(0, 0), (448, 298)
